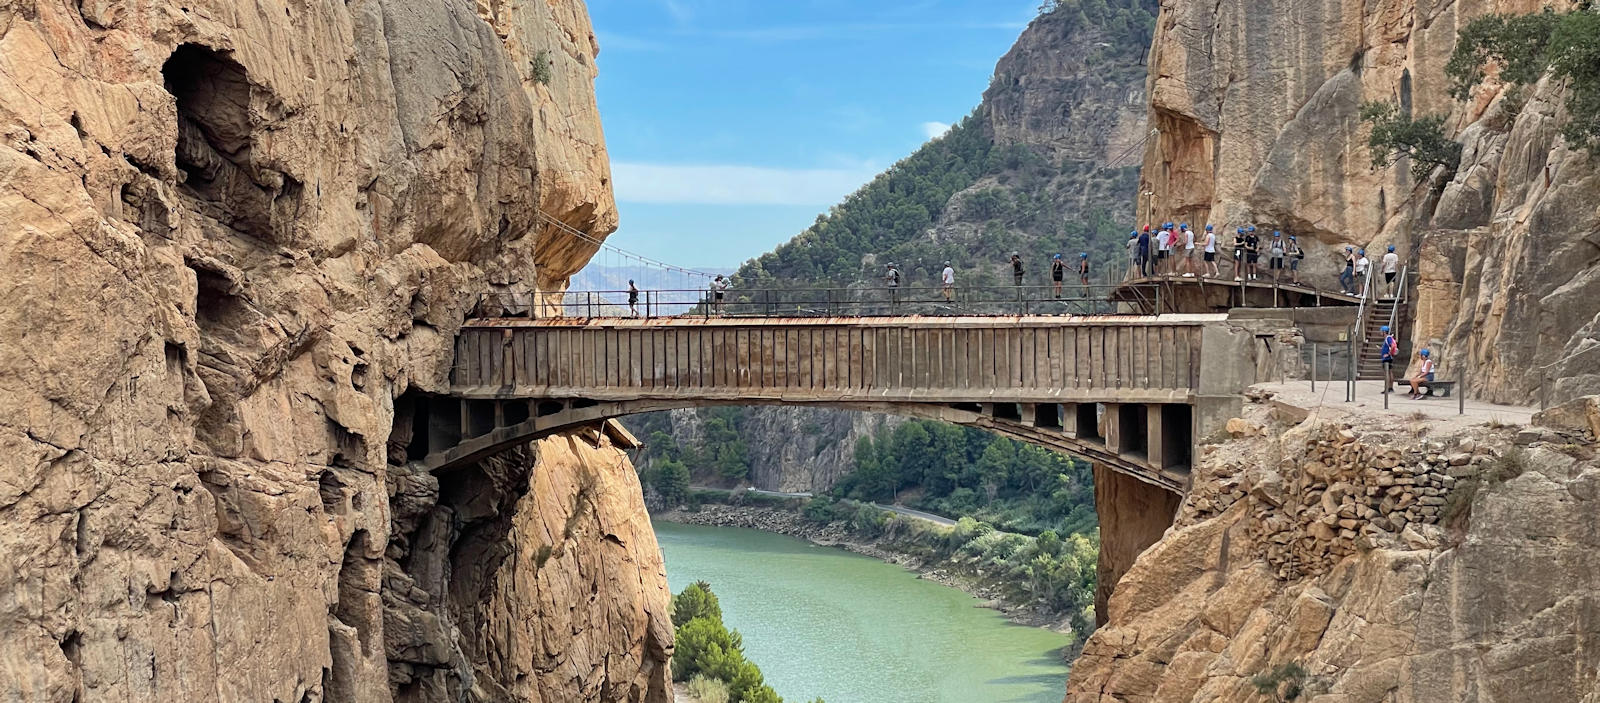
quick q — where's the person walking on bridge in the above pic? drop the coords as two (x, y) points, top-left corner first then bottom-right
(1203, 224), (1219, 278)
(1268, 232), (1286, 282)
(1181, 223), (1197, 277)
(1137, 227), (1153, 277)
(1011, 252), (1025, 287)
(941, 260), (955, 301)
(627, 279), (640, 318)
(1354, 249), (1371, 298)
(1244, 226), (1261, 281)
(1288, 235), (1304, 285)
(1339, 246), (1356, 294)
(884, 263), (902, 305)
(1126, 232), (1139, 280)
(1051, 254), (1066, 298)
(1232, 227), (1247, 281)
(710, 275), (729, 315)
(1078, 252), (1091, 292)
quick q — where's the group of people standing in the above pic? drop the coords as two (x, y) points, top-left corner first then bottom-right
(1337, 245), (1402, 298)
(1125, 222), (1306, 283)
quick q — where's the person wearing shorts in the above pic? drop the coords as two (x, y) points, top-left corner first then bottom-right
(1382, 245), (1400, 297)
(1268, 231), (1285, 279)
(1244, 226), (1261, 280)
(1288, 236), (1304, 284)
(1407, 349), (1436, 399)
(1203, 224), (1218, 277)
(1051, 254), (1066, 298)
(1232, 227), (1247, 280)
(1156, 223), (1172, 274)
(1182, 224), (1196, 276)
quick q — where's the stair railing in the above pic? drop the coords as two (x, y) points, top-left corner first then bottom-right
(1384, 265), (1409, 339)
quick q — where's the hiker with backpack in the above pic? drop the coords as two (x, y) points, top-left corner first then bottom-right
(1288, 235), (1304, 285)
(1268, 232), (1286, 282)
(1379, 325), (1399, 393)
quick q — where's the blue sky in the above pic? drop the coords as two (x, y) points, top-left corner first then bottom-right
(587, 0), (1039, 269)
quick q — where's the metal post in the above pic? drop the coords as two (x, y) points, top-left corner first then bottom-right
(1346, 331), (1354, 402)
(1459, 374), (1465, 415)
(1310, 342), (1316, 391)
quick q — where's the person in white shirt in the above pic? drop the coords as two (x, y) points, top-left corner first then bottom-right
(1202, 224), (1218, 277)
(1407, 348), (1437, 399)
(1182, 224), (1197, 276)
(1354, 249), (1371, 298)
(941, 261), (955, 301)
(1381, 245), (1400, 297)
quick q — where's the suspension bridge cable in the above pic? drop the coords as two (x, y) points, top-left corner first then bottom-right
(534, 210), (719, 285)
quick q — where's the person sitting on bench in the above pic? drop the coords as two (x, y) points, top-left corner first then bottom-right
(1407, 348), (1436, 400)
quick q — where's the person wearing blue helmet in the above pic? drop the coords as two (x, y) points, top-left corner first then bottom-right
(1051, 253), (1066, 298)
(1407, 348), (1436, 399)
(1379, 324), (1399, 393)
(1244, 226), (1261, 280)
(1078, 252), (1092, 291)
(1381, 244), (1400, 297)
(1232, 227), (1247, 280)
(1157, 222), (1174, 274)
(1268, 231), (1286, 281)
(1180, 223), (1197, 276)
(1203, 224), (1219, 277)
(1354, 248), (1371, 298)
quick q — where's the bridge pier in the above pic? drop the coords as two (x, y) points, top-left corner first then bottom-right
(1093, 462), (1182, 626)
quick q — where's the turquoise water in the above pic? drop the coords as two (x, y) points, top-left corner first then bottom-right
(654, 521), (1071, 703)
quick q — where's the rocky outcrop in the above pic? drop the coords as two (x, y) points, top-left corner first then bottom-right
(1066, 404), (1600, 702)
(0, 1), (668, 702)
(1138, 0), (1599, 404)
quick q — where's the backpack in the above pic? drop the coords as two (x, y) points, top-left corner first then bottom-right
(1383, 335), (1398, 359)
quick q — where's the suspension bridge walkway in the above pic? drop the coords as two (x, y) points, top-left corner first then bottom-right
(403, 294), (1262, 494)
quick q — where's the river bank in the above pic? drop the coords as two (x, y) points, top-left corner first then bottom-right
(653, 503), (1077, 633)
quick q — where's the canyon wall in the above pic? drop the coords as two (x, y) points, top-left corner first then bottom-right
(0, 1), (671, 702)
(1066, 402), (1600, 703)
(1137, 0), (1598, 404)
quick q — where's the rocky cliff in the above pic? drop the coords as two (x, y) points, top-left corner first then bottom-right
(0, 1), (671, 702)
(1067, 402), (1600, 702)
(1138, 0), (1599, 404)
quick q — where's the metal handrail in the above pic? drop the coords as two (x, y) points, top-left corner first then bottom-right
(468, 283), (1159, 321)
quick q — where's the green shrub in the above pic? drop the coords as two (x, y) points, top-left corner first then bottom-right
(685, 674), (730, 703)
(1250, 661), (1315, 702)
(531, 49), (553, 85)
(1359, 101), (1462, 181)
(1445, 9), (1600, 153)
(671, 581), (722, 628)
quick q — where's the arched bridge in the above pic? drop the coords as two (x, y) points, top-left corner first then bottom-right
(407, 314), (1254, 494)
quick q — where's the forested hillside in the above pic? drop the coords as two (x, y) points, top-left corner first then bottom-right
(630, 0), (1158, 510)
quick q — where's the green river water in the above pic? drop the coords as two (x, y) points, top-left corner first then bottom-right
(654, 520), (1071, 703)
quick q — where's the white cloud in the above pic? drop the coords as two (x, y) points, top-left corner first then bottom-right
(611, 162), (880, 206)
(921, 121), (952, 140)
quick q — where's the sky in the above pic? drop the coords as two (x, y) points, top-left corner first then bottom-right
(587, 0), (1040, 270)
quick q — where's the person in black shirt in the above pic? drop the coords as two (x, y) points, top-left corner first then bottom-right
(627, 279), (640, 317)
(1232, 227), (1246, 281)
(1244, 226), (1261, 280)
(1050, 254), (1065, 298)
(1011, 252), (1025, 286)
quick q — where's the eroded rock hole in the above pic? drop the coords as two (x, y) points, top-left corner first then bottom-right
(162, 44), (301, 242)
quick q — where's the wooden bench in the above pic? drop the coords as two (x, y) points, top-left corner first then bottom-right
(1421, 380), (1456, 398)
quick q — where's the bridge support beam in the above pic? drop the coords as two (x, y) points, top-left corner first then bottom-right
(1093, 462), (1182, 627)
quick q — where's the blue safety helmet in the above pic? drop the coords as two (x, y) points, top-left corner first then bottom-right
(1420, 349), (1431, 357)
(1205, 224), (1213, 231)
(1180, 223), (1190, 230)
(1273, 231), (1281, 237)
(1248, 225), (1257, 232)
(1129, 231), (1137, 238)
(1380, 326), (1389, 333)
(1237, 227), (1245, 234)
(1359, 249), (1367, 255)
(1388, 245), (1396, 252)
(1289, 235), (1297, 241)
(1080, 252), (1088, 259)
(1053, 253), (1062, 259)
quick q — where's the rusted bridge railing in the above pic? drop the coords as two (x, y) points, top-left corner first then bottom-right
(471, 284), (1162, 321)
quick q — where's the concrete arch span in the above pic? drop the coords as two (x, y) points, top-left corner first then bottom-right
(402, 394), (1194, 493)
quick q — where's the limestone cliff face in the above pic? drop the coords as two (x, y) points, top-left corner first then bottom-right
(0, 1), (670, 702)
(1066, 405), (1600, 702)
(1138, 0), (1598, 404)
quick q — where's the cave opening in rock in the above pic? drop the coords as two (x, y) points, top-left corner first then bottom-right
(162, 43), (300, 242)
